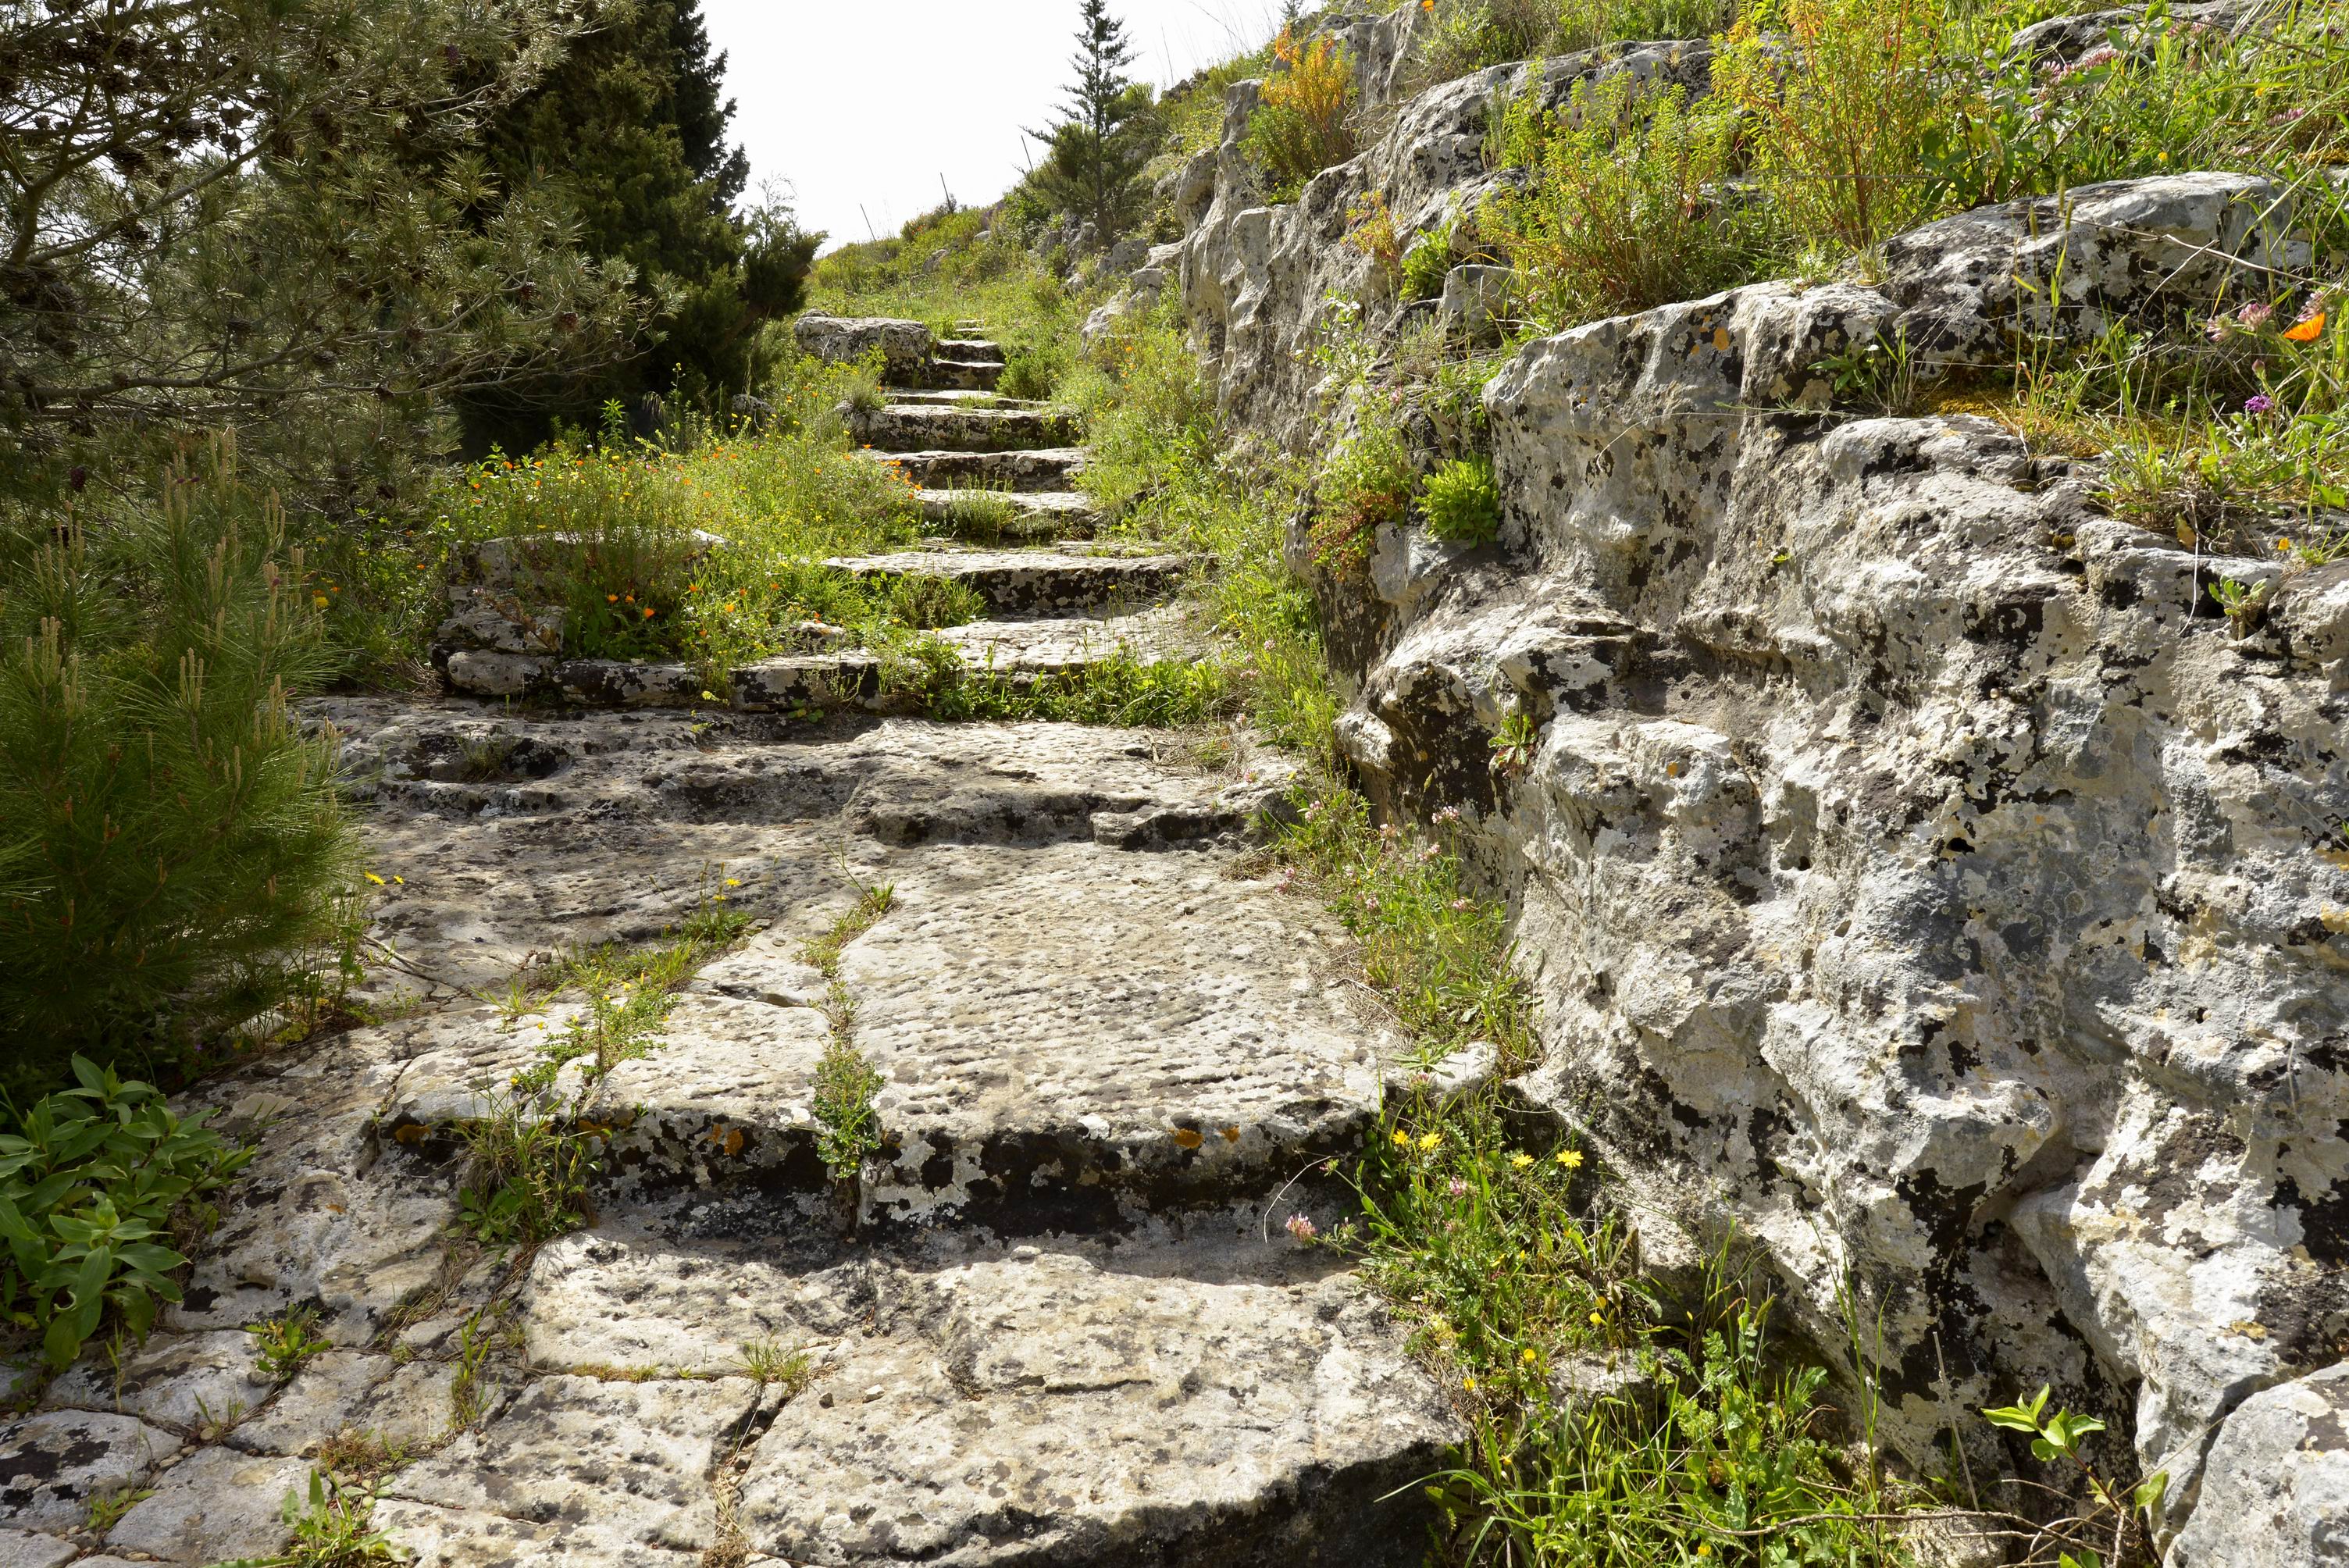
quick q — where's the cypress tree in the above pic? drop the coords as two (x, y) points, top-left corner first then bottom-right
(1028, 1), (1158, 241)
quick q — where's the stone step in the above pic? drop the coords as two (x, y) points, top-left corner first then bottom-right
(850, 403), (1076, 454)
(443, 604), (1203, 711)
(487, 1217), (1455, 1566)
(725, 604), (1202, 711)
(936, 338), (1006, 365)
(821, 550), (1188, 617)
(914, 357), (1002, 393)
(869, 446), (1085, 493)
(886, 389), (1041, 408)
(917, 487), (1100, 541)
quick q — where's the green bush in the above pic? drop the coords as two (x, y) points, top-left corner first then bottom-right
(999, 340), (1072, 401)
(0, 454), (357, 1081)
(884, 574), (987, 630)
(1552, 0), (1737, 54)
(1310, 415), (1418, 568)
(1401, 227), (1458, 304)
(0, 1057), (254, 1368)
(1493, 70), (1753, 327)
(1422, 456), (1503, 543)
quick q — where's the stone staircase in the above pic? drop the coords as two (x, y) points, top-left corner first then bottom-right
(438, 323), (1193, 711)
(0, 326), (1464, 1564)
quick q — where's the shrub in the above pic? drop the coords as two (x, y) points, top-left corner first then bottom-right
(0, 1057), (254, 1368)
(1417, 0), (1559, 82)
(1244, 29), (1359, 201)
(1552, 0), (1737, 54)
(1492, 72), (1752, 327)
(1401, 226), (1458, 303)
(1930, 2), (2349, 210)
(0, 453), (356, 1082)
(1422, 456), (1502, 543)
(1714, 0), (1949, 260)
(884, 574), (986, 630)
(999, 340), (1071, 401)
(1346, 191), (1406, 295)
(1310, 415), (1417, 568)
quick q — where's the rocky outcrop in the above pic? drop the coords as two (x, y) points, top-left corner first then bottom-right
(1153, 4), (2349, 1549)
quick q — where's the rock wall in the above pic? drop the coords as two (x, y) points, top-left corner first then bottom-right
(1159, 4), (2349, 1552)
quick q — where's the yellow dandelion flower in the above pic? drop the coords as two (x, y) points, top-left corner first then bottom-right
(1390, 1129), (1413, 1149)
(1417, 1132), (1441, 1152)
(1510, 1153), (1533, 1169)
(1556, 1149), (1584, 1169)
(1520, 1348), (1537, 1365)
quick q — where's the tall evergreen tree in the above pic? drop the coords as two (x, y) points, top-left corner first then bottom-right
(456, 0), (818, 452)
(1028, 1), (1157, 241)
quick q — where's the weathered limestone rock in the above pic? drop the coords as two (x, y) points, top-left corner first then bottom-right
(0, 1412), (182, 1532)
(793, 312), (933, 380)
(729, 1238), (1456, 1566)
(2171, 1361), (2349, 1566)
(1158, 2), (2349, 1540)
(386, 1375), (754, 1552)
(102, 1445), (306, 1563)
(0, 1531), (77, 1568)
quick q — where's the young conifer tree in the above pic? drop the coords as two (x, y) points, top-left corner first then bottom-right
(1028, 0), (1157, 241)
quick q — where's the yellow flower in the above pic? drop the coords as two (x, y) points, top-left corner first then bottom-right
(1588, 1309), (1606, 1327)
(700, 690), (718, 701)
(724, 878), (741, 888)
(1463, 1376), (1477, 1392)
(1520, 1348), (1537, 1365)
(363, 871), (385, 886)
(1390, 1128), (1413, 1149)
(1510, 1153), (1533, 1169)
(1417, 1132), (1441, 1152)
(1697, 1547), (1712, 1559)
(312, 594), (330, 609)
(1556, 1149), (1584, 1170)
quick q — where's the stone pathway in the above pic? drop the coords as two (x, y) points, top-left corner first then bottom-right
(0, 327), (1461, 1566)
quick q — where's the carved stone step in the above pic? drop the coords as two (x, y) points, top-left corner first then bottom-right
(912, 357), (1002, 393)
(868, 446), (1085, 492)
(850, 403), (1076, 454)
(935, 338), (1005, 365)
(822, 550), (1188, 616)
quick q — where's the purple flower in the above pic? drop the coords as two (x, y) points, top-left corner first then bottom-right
(1285, 1213), (1319, 1242)
(2237, 301), (2276, 330)
(1447, 1178), (1470, 1199)
(2244, 394), (2276, 416)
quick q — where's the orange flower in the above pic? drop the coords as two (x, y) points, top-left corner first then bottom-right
(2283, 312), (2326, 343)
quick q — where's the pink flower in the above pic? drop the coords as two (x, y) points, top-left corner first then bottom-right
(1285, 1213), (1319, 1242)
(1447, 1178), (1469, 1199)
(1434, 805), (1462, 825)
(2244, 394), (2276, 416)
(1452, 897), (1474, 912)
(2238, 301), (2276, 330)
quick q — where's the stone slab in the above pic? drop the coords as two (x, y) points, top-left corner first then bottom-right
(0, 1411), (183, 1532)
(822, 549), (1188, 616)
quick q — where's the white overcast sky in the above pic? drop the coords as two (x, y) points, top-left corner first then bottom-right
(702, 1), (1292, 251)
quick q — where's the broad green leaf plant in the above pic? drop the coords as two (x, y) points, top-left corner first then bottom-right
(0, 1057), (253, 1368)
